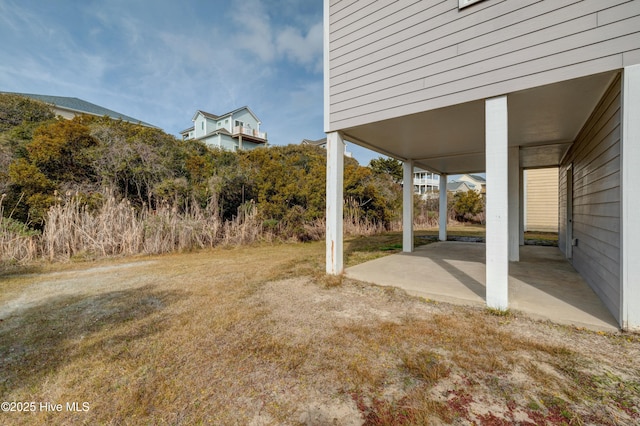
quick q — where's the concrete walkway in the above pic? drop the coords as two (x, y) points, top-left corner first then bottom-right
(346, 241), (619, 332)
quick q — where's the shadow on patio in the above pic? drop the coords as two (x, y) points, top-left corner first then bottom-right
(345, 241), (619, 332)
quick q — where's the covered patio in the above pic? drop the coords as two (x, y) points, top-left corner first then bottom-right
(346, 241), (619, 332)
(325, 0), (640, 330)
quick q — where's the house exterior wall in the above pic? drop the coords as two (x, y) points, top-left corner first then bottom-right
(457, 174), (485, 192)
(231, 109), (260, 131)
(559, 74), (621, 322)
(194, 114), (207, 138)
(524, 168), (559, 232)
(219, 133), (238, 151)
(222, 117), (231, 132)
(51, 107), (77, 120)
(327, 0), (640, 131)
(241, 140), (262, 150)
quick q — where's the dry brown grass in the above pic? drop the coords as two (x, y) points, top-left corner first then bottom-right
(1, 192), (404, 270)
(1, 237), (638, 425)
(0, 195), (40, 266)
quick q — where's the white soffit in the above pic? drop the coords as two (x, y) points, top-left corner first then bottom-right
(343, 71), (618, 174)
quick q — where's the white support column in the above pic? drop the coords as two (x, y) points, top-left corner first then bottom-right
(439, 173), (448, 241)
(403, 161), (414, 252)
(508, 146), (520, 261)
(326, 132), (344, 275)
(485, 95), (509, 310)
(621, 64), (640, 330)
(519, 167), (525, 246)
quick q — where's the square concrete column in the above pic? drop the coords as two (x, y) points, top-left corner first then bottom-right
(519, 167), (525, 246)
(326, 132), (344, 275)
(485, 95), (509, 310)
(508, 147), (520, 261)
(621, 64), (640, 330)
(439, 173), (447, 241)
(403, 160), (414, 252)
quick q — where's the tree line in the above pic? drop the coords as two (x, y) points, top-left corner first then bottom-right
(0, 94), (402, 240)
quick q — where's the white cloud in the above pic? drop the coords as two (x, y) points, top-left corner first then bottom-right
(0, 0), (326, 152)
(276, 21), (323, 72)
(230, 0), (276, 63)
(227, 0), (322, 72)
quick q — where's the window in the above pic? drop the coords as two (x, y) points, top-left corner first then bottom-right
(459, 0), (484, 9)
(235, 120), (244, 127)
(201, 122), (204, 130)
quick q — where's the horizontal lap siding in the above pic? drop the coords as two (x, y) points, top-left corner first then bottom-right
(328, 0), (640, 130)
(525, 168), (559, 232)
(560, 74), (621, 322)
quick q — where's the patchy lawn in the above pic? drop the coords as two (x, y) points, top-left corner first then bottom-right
(0, 238), (638, 425)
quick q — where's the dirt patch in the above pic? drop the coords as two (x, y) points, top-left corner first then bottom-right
(0, 261), (158, 319)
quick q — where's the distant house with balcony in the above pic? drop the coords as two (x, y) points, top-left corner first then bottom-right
(180, 106), (267, 151)
(413, 168), (440, 197)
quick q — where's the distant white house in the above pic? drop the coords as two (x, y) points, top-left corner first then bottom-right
(456, 174), (486, 193)
(181, 106), (267, 151)
(446, 181), (474, 194)
(413, 168), (440, 196)
(1, 92), (156, 127)
(301, 137), (352, 157)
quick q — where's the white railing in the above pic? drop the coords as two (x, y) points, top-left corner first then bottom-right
(414, 178), (439, 186)
(233, 126), (266, 140)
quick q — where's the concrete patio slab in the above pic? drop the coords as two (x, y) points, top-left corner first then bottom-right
(345, 241), (619, 332)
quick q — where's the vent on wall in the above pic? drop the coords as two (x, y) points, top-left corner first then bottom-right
(459, 0), (485, 9)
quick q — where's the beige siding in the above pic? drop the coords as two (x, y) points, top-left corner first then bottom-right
(525, 168), (559, 232)
(559, 74), (621, 322)
(328, 0), (640, 131)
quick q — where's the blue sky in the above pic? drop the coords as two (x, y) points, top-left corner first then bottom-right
(0, 0), (379, 165)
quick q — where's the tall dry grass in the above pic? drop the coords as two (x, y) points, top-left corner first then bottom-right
(0, 194), (40, 265)
(42, 191), (267, 261)
(1, 191), (269, 266)
(1, 191), (442, 267)
(44, 190), (143, 260)
(344, 197), (400, 235)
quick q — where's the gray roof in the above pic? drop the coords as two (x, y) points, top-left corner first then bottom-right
(192, 106), (261, 124)
(2, 92), (156, 127)
(194, 110), (219, 120)
(447, 181), (473, 192)
(193, 127), (232, 141)
(301, 137), (327, 147)
(467, 174), (486, 183)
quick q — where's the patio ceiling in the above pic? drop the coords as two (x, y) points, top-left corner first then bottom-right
(340, 71), (618, 174)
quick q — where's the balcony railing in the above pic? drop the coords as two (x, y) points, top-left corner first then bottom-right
(413, 178), (440, 186)
(233, 126), (267, 140)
